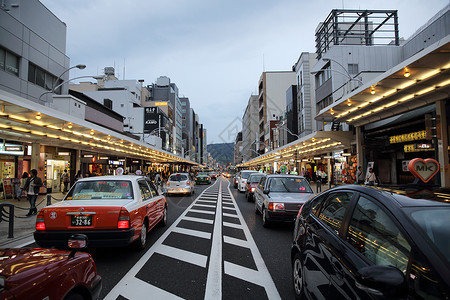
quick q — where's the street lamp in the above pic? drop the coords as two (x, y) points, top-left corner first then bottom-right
(38, 75), (95, 102)
(321, 58), (363, 86)
(276, 126), (300, 139)
(53, 64), (86, 92)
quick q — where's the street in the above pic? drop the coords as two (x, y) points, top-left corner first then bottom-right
(24, 176), (295, 299)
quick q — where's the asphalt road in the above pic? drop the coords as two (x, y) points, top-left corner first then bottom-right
(25, 177), (295, 299)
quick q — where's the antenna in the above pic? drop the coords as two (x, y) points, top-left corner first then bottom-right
(123, 58), (126, 80)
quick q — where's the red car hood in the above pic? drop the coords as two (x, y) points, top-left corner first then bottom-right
(0, 248), (77, 277)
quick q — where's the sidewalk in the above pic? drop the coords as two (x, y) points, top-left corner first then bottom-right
(0, 192), (65, 248)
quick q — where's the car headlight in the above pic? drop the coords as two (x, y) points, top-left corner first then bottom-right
(250, 187), (255, 192)
(269, 202), (285, 211)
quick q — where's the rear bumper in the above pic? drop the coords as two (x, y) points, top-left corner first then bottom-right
(166, 187), (192, 194)
(266, 211), (298, 223)
(90, 275), (102, 300)
(34, 228), (135, 248)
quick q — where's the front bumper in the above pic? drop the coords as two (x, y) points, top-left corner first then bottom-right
(34, 228), (135, 248)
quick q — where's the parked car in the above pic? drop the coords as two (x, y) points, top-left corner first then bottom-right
(0, 234), (102, 300)
(195, 172), (211, 185)
(166, 173), (195, 196)
(237, 170), (257, 193)
(233, 172), (240, 189)
(254, 174), (314, 227)
(34, 175), (167, 250)
(245, 172), (265, 202)
(291, 185), (450, 300)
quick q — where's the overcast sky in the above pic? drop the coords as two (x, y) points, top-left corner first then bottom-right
(40, 0), (449, 144)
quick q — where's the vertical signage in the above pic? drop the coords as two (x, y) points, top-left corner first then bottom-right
(144, 107), (159, 133)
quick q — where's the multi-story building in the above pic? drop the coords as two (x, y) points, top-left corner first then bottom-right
(234, 131), (243, 165)
(180, 97), (193, 158)
(257, 71), (296, 152)
(293, 52), (317, 136)
(241, 94), (259, 161)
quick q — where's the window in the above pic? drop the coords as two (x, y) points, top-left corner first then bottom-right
(138, 180), (152, 200)
(348, 64), (359, 75)
(347, 196), (410, 273)
(28, 62), (62, 93)
(146, 179), (159, 196)
(0, 47), (19, 77)
(104, 98), (113, 109)
(318, 192), (352, 234)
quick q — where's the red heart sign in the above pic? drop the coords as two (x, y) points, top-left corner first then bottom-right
(408, 158), (440, 183)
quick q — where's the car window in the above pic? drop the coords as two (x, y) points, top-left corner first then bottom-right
(258, 176), (266, 190)
(241, 172), (254, 179)
(346, 195), (411, 273)
(318, 192), (352, 235)
(169, 174), (188, 181)
(67, 180), (133, 200)
(268, 177), (312, 193)
(409, 208), (450, 263)
(146, 179), (159, 196)
(138, 180), (152, 200)
(248, 174), (264, 183)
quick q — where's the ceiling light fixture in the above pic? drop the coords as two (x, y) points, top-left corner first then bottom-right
(404, 68), (410, 77)
(370, 86), (376, 94)
(67, 122), (73, 129)
(35, 112), (42, 120)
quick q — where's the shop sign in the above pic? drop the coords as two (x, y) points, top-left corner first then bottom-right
(408, 158), (440, 183)
(390, 130), (427, 144)
(52, 155), (65, 160)
(108, 160), (123, 165)
(404, 144), (434, 152)
(0, 144), (24, 155)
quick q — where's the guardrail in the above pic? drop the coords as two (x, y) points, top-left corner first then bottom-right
(0, 203), (14, 238)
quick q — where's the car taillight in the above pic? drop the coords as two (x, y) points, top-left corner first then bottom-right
(268, 202), (285, 211)
(187, 180), (190, 185)
(35, 211), (45, 230)
(251, 187), (255, 192)
(118, 209), (130, 229)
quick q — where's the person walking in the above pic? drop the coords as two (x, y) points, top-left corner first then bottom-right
(356, 166), (364, 184)
(316, 169), (322, 193)
(61, 169), (70, 193)
(18, 172), (29, 201)
(24, 169), (43, 216)
(365, 168), (377, 186)
(74, 170), (83, 182)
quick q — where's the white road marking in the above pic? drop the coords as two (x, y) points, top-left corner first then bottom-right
(223, 236), (248, 248)
(223, 212), (238, 218)
(189, 209), (215, 215)
(112, 277), (183, 300)
(223, 222), (242, 229)
(156, 244), (208, 268)
(193, 203), (217, 208)
(181, 216), (214, 224)
(172, 227), (212, 239)
(204, 181), (223, 300)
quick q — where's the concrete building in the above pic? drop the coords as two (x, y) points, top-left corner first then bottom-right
(234, 131), (243, 165)
(180, 97), (193, 159)
(257, 71), (296, 153)
(0, 0), (70, 104)
(241, 94), (259, 161)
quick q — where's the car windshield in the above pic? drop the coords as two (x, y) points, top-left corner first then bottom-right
(241, 172), (254, 179)
(269, 177), (313, 193)
(248, 174), (264, 183)
(198, 172), (209, 176)
(169, 174), (188, 182)
(409, 207), (450, 263)
(66, 180), (133, 200)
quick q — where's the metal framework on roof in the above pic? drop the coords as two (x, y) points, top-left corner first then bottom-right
(316, 9), (400, 59)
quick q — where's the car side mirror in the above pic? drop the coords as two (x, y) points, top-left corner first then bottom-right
(356, 265), (407, 298)
(68, 234), (88, 258)
(263, 189), (270, 195)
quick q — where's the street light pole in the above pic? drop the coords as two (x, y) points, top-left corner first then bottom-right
(38, 75), (95, 102)
(53, 64), (86, 92)
(322, 58), (363, 86)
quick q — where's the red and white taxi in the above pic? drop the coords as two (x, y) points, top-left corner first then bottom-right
(34, 175), (167, 250)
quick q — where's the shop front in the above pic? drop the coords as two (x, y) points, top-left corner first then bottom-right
(45, 153), (70, 193)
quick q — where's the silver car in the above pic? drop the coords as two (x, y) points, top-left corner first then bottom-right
(165, 173), (195, 196)
(254, 174), (314, 227)
(237, 170), (257, 193)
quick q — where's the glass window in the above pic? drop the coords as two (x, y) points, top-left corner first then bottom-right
(347, 196), (411, 273)
(348, 64), (359, 75)
(138, 180), (152, 200)
(44, 73), (54, 90)
(268, 177), (313, 193)
(169, 174), (188, 182)
(146, 179), (159, 196)
(66, 180), (133, 200)
(28, 63), (36, 82)
(318, 192), (352, 235)
(5, 51), (19, 76)
(0, 48), (5, 70)
(36, 67), (45, 87)
(258, 176), (266, 190)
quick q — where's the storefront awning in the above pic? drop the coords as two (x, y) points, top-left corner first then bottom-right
(0, 89), (197, 165)
(315, 35), (450, 127)
(239, 131), (354, 167)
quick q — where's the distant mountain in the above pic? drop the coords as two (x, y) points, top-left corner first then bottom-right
(207, 143), (234, 166)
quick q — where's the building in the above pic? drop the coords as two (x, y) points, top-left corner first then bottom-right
(257, 71), (296, 153)
(241, 94), (259, 161)
(180, 97), (193, 158)
(234, 131), (243, 165)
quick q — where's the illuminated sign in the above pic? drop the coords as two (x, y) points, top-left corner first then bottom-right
(404, 144), (434, 153)
(99, 157), (109, 160)
(390, 130), (427, 144)
(155, 101), (168, 106)
(58, 152), (70, 156)
(83, 154), (93, 158)
(408, 158), (439, 183)
(0, 144), (24, 155)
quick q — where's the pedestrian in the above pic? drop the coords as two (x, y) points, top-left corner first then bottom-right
(365, 168), (377, 186)
(74, 170), (83, 182)
(154, 172), (162, 187)
(356, 166), (364, 184)
(18, 172), (29, 201)
(61, 169), (70, 192)
(316, 169), (322, 193)
(24, 169), (43, 216)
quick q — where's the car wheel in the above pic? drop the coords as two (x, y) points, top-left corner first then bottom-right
(159, 206), (168, 227)
(135, 221), (147, 250)
(293, 252), (304, 300)
(64, 291), (84, 300)
(262, 207), (271, 228)
(255, 201), (261, 215)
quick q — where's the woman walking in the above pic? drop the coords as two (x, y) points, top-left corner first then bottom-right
(24, 169), (43, 216)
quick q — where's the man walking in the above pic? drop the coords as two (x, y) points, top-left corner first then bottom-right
(24, 169), (43, 216)
(61, 169), (70, 192)
(356, 166), (364, 184)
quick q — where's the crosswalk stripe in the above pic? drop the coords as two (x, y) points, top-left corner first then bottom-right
(156, 244), (208, 268)
(172, 227), (212, 239)
(223, 236), (248, 248)
(182, 216), (214, 224)
(190, 209), (215, 215)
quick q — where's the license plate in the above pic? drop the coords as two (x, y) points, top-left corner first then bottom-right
(71, 215), (92, 226)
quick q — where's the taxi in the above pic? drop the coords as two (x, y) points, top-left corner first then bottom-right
(34, 175), (167, 250)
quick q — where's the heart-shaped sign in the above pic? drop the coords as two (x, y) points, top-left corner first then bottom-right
(408, 158), (440, 183)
